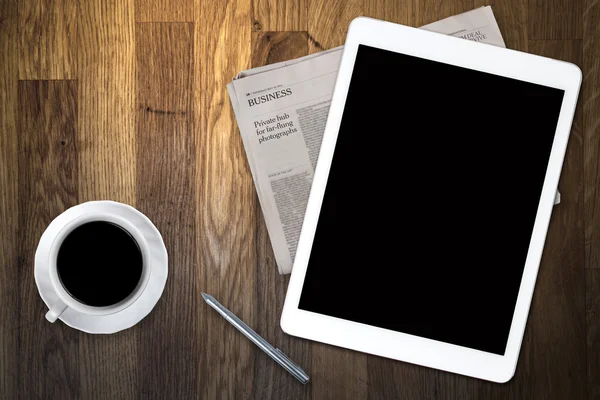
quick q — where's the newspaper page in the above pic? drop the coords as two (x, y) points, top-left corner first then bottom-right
(228, 6), (555, 274)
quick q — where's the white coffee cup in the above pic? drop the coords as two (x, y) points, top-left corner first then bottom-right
(43, 210), (153, 323)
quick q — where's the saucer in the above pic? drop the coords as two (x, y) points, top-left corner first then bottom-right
(34, 201), (168, 334)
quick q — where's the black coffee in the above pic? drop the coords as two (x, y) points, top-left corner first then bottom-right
(57, 221), (143, 307)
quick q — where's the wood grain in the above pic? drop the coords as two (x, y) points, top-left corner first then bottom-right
(252, 0), (307, 31)
(367, 358), (436, 400)
(0, 1), (598, 399)
(18, 0), (76, 79)
(76, 2), (137, 399)
(416, 0), (474, 27)
(79, 333), (138, 400)
(307, 0), (362, 52)
(17, 80), (79, 400)
(252, 31), (309, 67)
(311, 344), (368, 400)
(0, 1), (19, 397)
(584, 0), (600, 398)
(364, 0), (415, 25)
(528, 39), (586, 400)
(587, 269), (600, 400)
(135, 22), (199, 399)
(195, 0), (257, 398)
(583, 0), (600, 270)
(491, 0), (528, 51)
(77, 0), (136, 205)
(135, 0), (194, 22)
(251, 31), (312, 399)
(528, 0), (583, 39)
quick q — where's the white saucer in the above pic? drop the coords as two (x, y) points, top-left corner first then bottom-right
(34, 201), (168, 334)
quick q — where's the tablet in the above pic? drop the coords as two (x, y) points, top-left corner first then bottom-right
(281, 17), (581, 383)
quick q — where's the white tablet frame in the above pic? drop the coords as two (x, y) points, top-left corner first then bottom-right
(281, 17), (581, 383)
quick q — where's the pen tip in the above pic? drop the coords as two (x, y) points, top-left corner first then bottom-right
(201, 292), (211, 302)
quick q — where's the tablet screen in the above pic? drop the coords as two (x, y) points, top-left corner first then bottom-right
(298, 45), (565, 355)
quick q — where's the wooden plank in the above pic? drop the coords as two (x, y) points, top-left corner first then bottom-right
(526, 39), (586, 400)
(17, 80), (79, 400)
(528, 0), (582, 40)
(135, 0), (194, 22)
(587, 269), (600, 400)
(491, 0), (528, 51)
(583, 0), (600, 270)
(252, 0), (307, 31)
(250, 31), (311, 399)
(77, 1), (137, 399)
(307, 0), (362, 52)
(415, 0), (474, 27)
(195, 0), (256, 397)
(135, 22), (198, 399)
(584, 1), (600, 399)
(77, 0), (136, 205)
(0, 0), (19, 397)
(18, 0), (76, 79)
(363, 0), (415, 25)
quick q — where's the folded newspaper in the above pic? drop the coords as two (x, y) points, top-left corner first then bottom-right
(228, 6), (560, 274)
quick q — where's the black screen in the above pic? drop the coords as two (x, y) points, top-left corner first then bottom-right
(298, 45), (565, 355)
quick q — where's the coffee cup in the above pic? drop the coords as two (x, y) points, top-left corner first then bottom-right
(42, 207), (153, 323)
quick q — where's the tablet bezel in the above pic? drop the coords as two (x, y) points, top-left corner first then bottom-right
(281, 17), (581, 383)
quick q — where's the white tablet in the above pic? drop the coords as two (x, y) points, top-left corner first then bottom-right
(281, 17), (581, 383)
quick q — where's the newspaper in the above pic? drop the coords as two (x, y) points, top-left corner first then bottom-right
(228, 6), (558, 274)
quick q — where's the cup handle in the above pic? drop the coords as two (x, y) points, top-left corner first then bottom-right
(45, 300), (68, 323)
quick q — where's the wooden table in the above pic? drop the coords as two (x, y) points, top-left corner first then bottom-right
(1, 0), (599, 398)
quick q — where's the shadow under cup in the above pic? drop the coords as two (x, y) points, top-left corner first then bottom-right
(56, 221), (145, 308)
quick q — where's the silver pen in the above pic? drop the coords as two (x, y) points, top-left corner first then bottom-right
(201, 292), (310, 384)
